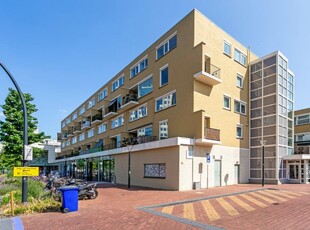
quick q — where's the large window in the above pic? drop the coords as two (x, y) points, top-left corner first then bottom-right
(156, 33), (177, 59)
(144, 163), (166, 178)
(138, 76), (153, 98)
(66, 118), (71, 125)
(79, 107), (85, 115)
(234, 100), (246, 115)
(111, 115), (124, 129)
(295, 114), (310, 125)
(224, 95), (231, 110)
(159, 120), (168, 140)
(223, 41), (231, 56)
(72, 137), (77, 144)
(98, 123), (107, 134)
(87, 129), (94, 138)
(130, 56), (148, 78)
(138, 126), (153, 136)
(98, 88), (108, 102)
(112, 75), (124, 92)
(72, 112), (77, 121)
(155, 91), (176, 112)
(87, 98), (95, 109)
(129, 105), (147, 122)
(78, 133), (85, 142)
(234, 49), (247, 66)
(160, 65), (169, 87)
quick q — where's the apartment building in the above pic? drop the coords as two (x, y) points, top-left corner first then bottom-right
(283, 108), (310, 183)
(56, 9), (294, 190)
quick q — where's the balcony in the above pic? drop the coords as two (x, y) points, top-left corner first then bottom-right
(195, 128), (221, 146)
(194, 57), (222, 86)
(67, 129), (74, 137)
(57, 133), (62, 141)
(78, 135), (157, 156)
(73, 124), (82, 134)
(120, 93), (139, 110)
(81, 120), (91, 129)
(91, 114), (102, 124)
(62, 133), (68, 140)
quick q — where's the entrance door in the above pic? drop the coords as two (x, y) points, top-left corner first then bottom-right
(102, 159), (115, 182)
(234, 164), (240, 184)
(289, 164), (299, 179)
(214, 160), (222, 187)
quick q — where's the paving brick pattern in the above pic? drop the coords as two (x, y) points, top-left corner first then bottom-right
(21, 184), (310, 230)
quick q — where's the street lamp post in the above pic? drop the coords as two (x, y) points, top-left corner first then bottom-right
(0, 62), (28, 204)
(260, 140), (267, 187)
(126, 138), (135, 189)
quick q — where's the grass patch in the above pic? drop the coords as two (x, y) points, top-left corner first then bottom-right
(0, 174), (61, 217)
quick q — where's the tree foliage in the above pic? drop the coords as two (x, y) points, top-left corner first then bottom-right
(0, 88), (49, 168)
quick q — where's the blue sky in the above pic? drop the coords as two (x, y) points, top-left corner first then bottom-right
(0, 0), (309, 138)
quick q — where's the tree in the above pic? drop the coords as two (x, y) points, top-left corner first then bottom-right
(0, 88), (49, 168)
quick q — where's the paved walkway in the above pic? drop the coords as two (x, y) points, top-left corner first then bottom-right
(16, 184), (310, 229)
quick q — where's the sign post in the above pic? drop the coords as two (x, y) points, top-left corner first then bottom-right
(13, 167), (39, 177)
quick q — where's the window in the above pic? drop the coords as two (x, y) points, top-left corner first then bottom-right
(98, 88), (108, 102)
(144, 163), (166, 178)
(223, 95), (231, 110)
(78, 133), (85, 142)
(156, 33), (177, 59)
(72, 113), (77, 121)
(138, 126), (153, 136)
(112, 75), (125, 92)
(155, 91), (176, 112)
(234, 49), (247, 66)
(160, 65), (168, 87)
(223, 41), (231, 56)
(79, 107), (85, 115)
(138, 76), (153, 98)
(87, 128), (94, 138)
(236, 74), (243, 88)
(87, 98), (95, 109)
(62, 121), (65, 128)
(129, 105), (147, 122)
(66, 140), (70, 147)
(72, 137), (77, 144)
(130, 56), (148, 78)
(111, 115), (124, 129)
(234, 100), (246, 115)
(159, 120), (168, 139)
(236, 124), (243, 138)
(61, 142), (65, 147)
(296, 114), (310, 125)
(98, 123), (107, 134)
(65, 118), (71, 125)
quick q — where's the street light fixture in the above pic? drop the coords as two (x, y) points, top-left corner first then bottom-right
(0, 61), (29, 204)
(260, 140), (267, 187)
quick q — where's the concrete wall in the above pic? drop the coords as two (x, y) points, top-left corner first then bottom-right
(114, 146), (180, 190)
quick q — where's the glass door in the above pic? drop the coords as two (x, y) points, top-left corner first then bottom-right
(289, 164), (299, 179)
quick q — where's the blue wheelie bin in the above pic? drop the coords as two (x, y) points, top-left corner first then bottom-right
(59, 186), (80, 213)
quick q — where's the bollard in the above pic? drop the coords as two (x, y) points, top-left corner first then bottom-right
(10, 191), (14, 216)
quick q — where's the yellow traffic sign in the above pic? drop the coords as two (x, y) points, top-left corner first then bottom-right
(13, 167), (39, 177)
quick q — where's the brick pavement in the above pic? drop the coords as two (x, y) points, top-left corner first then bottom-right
(21, 184), (310, 230)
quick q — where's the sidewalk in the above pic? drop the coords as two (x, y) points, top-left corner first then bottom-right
(19, 183), (310, 230)
(0, 217), (24, 230)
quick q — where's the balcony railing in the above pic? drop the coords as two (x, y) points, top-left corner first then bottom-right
(121, 93), (139, 110)
(77, 136), (157, 156)
(194, 62), (222, 86)
(81, 120), (91, 129)
(205, 128), (220, 141)
(74, 125), (81, 133)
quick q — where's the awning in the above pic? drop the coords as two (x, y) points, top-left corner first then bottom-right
(95, 139), (103, 147)
(108, 99), (117, 107)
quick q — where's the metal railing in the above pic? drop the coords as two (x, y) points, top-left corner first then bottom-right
(57, 135), (158, 159)
(205, 63), (221, 79)
(205, 128), (220, 141)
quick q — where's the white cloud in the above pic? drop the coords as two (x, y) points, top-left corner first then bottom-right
(58, 109), (67, 114)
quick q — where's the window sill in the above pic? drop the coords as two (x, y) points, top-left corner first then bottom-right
(234, 59), (247, 68)
(155, 104), (176, 113)
(223, 107), (231, 111)
(159, 83), (168, 88)
(223, 52), (231, 58)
